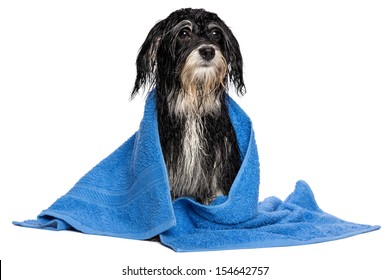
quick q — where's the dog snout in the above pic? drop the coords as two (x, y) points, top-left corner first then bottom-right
(199, 46), (215, 61)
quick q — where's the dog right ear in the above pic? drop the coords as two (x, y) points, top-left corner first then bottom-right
(131, 21), (164, 99)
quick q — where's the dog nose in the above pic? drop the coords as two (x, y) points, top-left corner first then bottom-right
(199, 46), (215, 61)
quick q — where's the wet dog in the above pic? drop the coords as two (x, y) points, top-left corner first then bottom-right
(131, 8), (246, 204)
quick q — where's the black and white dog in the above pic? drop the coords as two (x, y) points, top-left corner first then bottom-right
(131, 8), (246, 204)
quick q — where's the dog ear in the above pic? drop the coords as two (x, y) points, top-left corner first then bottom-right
(131, 21), (164, 99)
(222, 28), (246, 96)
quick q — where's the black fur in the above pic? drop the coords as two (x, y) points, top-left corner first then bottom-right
(131, 8), (246, 204)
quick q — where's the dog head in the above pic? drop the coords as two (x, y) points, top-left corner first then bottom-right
(131, 8), (245, 106)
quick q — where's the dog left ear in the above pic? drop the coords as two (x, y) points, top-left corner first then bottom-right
(131, 21), (164, 98)
(222, 29), (246, 96)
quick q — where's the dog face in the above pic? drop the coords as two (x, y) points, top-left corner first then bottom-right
(131, 8), (245, 104)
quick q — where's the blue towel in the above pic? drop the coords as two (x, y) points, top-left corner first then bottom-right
(13, 90), (380, 252)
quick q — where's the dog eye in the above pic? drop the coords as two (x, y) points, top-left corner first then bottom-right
(210, 29), (222, 40)
(178, 28), (191, 39)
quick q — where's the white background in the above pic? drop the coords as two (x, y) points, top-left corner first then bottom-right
(1, 0), (389, 279)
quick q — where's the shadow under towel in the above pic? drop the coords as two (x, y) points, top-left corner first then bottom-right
(13, 90), (380, 252)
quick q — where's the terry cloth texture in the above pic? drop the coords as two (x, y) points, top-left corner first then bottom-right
(13, 90), (380, 252)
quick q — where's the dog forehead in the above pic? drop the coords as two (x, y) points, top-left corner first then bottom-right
(167, 8), (222, 32)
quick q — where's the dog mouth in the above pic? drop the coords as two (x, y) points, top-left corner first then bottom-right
(199, 61), (214, 67)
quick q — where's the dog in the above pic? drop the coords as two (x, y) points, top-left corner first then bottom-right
(131, 8), (246, 204)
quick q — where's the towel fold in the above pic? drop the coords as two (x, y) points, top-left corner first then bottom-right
(13, 89), (380, 252)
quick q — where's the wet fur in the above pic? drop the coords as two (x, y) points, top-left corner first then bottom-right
(131, 8), (245, 204)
